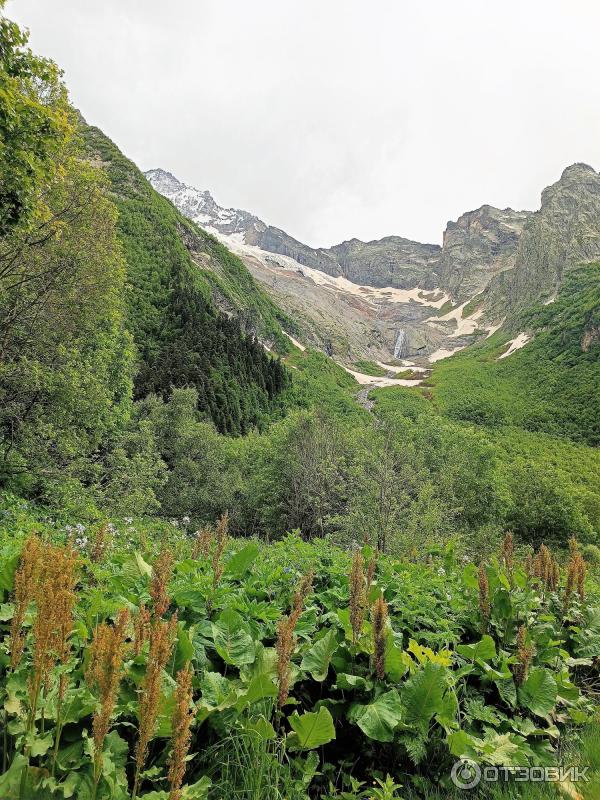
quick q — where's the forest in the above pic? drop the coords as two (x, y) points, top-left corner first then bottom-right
(0, 5), (599, 799)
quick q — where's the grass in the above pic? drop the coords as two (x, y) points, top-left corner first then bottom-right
(353, 360), (388, 377)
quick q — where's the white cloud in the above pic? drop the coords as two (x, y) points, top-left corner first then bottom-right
(8, 0), (600, 246)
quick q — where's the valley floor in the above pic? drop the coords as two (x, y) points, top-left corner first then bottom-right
(1, 501), (599, 799)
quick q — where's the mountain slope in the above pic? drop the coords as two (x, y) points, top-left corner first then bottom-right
(485, 163), (600, 320)
(146, 165), (600, 368)
(430, 262), (600, 446)
(82, 125), (291, 434)
(146, 168), (527, 361)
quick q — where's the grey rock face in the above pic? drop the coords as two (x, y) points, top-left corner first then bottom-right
(145, 163), (600, 362)
(145, 168), (528, 298)
(327, 237), (441, 289)
(485, 163), (600, 317)
(436, 205), (530, 302)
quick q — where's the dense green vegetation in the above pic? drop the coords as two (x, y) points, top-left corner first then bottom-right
(431, 265), (600, 446)
(0, 3), (72, 234)
(0, 503), (598, 799)
(82, 125), (291, 436)
(1, 6), (599, 798)
(352, 361), (388, 377)
(0, 9), (294, 511)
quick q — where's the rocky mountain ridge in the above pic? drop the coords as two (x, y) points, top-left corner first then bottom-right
(145, 168), (526, 299)
(145, 164), (600, 364)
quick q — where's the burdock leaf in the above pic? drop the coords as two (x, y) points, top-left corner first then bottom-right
(300, 628), (338, 681)
(518, 667), (557, 716)
(348, 690), (404, 742)
(287, 707), (336, 750)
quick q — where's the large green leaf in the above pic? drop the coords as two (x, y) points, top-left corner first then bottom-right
(134, 551), (153, 578)
(349, 690), (404, 743)
(573, 607), (600, 659)
(182, 775), (212, 799)
(198, 672), (238, 712)
(0, 754), (28, 798)
(401, 662), (448, 730)
(211, 608), (256, 666)
(334, 673), (373, 691)
(300, 628), (338, 681)
(236, 673), (278, 710)
(456, 635), (496, 662)
(224, 542), (259, 579)
(518, 667), (557, 716)
(0, 546), (20, 593)
(287, 706), (336, 751)
(384, 635), (410, 681)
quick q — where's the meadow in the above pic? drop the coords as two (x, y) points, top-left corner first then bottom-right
(0, 499), (598, 799)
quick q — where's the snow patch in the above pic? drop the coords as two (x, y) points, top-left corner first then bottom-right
(427, 300), (485, 338)
(486, 318), (506, 338)
(342, 366), (424, 388)
(428, 345), (466, 363)
(375, 361), (430, 374)
(497, 333), (530, 359)
(283, 331), (306, 351)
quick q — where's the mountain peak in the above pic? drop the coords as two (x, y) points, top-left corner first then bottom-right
(145, 168), (186, 194)
(560, 162), (597, 180)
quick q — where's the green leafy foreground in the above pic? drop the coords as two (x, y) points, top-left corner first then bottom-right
(0, 513), (599, 799)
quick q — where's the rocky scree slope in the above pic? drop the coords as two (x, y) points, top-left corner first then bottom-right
(146, 164), (600, 366)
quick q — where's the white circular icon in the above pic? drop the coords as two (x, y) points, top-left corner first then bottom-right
(451, 759), (482, 790)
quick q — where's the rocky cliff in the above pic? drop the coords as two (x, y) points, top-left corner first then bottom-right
(146, 164), (600, 363)
(484, 163), (600, 320)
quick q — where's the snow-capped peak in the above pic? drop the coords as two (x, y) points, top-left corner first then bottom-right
(144, 168), (262, 239)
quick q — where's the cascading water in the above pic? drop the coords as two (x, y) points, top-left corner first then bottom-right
(393, 329), (407, 359)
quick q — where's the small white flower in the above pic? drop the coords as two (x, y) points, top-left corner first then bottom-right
(437, 567), (446, 576)
(170, 519), (179, 528)
(182, 515), (190, 525)
(124, 517), (133, 525)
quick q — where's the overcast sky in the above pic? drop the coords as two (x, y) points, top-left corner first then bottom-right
(7, 1), (600, 247)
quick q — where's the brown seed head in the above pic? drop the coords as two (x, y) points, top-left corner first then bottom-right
(134, 614), (178, 779)
(150, 548), (174, 619)
(371, 596), (388, 680)
(192, 526), (212, 560)
(29, 543), (79, 703)
(513, 625), (535, 686)
(9, 536), (42, 670)
(564, 549), (586, 613)
(133, 603), (151, 657)
(91, 523), (111, 563)
(87, 609), (130, 780)
(349, 549), (366, 644)
(366, 550), (378, 594)
(168, 662), (195, 800)
(569, 537), (579, 557)
(275, 571), (313, 707)
(501, 532), (514, 574)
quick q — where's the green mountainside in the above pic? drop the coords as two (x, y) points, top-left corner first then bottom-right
(431, 263), (600, 445)
(82, 124), (291, 435)
(1, 7), (600, 799)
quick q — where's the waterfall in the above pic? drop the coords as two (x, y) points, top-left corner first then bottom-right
(394, 329), (407, 359)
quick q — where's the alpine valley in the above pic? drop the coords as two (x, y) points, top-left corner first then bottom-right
(146, 163), (600, 385)
(1, 5), (600, 800)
